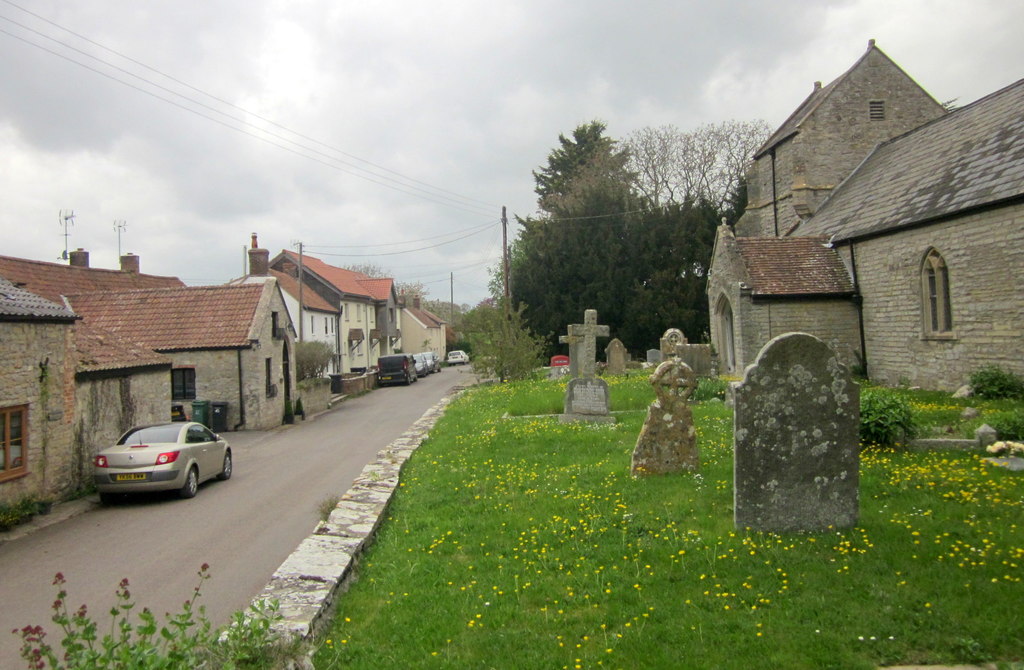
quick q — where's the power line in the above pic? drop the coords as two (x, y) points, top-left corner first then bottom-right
(308, 224), (496, 258)
(305, 220), (496, 249)
(0, 7), (498, 216)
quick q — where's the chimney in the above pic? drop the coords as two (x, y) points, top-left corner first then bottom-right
(248, 232), (269, 276)
(120, 253), (140, 273)
(413, 294), (421, 310)
(69, 248), (89, 267)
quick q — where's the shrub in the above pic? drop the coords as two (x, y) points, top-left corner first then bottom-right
(0, 496), (38, 532)
(969, 365), (1024, 399)
(295, 341), (334, 381)
(860, 388), (917, 446)
(693, 376), (729, 402)
(989, 409), (1024, 440)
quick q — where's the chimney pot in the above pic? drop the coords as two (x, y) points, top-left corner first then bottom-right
(69, 248), (90, 267)
(120, 253), (140, 273)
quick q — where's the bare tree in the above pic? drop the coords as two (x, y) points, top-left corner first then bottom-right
(625, 119), (771, 210)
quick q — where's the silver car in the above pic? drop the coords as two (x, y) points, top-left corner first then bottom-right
(94, 422), (232, 503)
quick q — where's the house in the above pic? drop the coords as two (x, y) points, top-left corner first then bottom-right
(400, 294), (447, 360)
(707, 41), (1024, 389)
(267, 249), (402, 372)
(66, 282), (296, 431)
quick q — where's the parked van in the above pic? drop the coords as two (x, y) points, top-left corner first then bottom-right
(377, 354), (417, 386)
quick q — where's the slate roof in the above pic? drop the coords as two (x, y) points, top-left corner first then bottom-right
(269, 270), (338, 313)
(0, 276), (79, 321)
(65, 284), (265, 351)
(0, 254), (184, 303)
(795, 78), (1024, 241)
(74, 321), (171, 373)
(735, 237), (855, 297)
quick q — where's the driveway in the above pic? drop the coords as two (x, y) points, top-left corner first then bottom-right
(0, 366), (475, 666)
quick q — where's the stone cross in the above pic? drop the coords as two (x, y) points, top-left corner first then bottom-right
(563, 309), (610, 379)
(631, 359), (699, 475)
(558, 331), (581, 378)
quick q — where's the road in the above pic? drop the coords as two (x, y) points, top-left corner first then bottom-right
(0, 367), (472, 666)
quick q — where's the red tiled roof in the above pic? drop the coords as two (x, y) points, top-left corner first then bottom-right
(406, 306), (445, 328)
(270, 270), (338, 313)
(277, 250), (374, 298)
(735, 237), (855, 296)
(0, 254), (184, 303)
(357, 277), (394, 301)
(66, 284), (265, 351)
(75, 321), (171, 373)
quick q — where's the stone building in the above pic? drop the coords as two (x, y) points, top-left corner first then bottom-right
(708, 41), (1024, 389)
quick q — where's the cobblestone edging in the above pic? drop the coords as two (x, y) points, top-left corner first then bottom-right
(250, 388), (465, 640)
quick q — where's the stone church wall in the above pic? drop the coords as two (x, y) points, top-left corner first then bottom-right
(848, 204), (1024, 390)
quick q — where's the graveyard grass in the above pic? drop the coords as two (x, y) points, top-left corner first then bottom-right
(314, 375), (1023, 670)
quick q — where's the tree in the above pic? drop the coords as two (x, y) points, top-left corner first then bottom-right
(461, 300), (546, 381)
(295, 341), (334, 380)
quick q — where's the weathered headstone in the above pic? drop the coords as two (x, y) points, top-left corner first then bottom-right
(677, 344), (713, 377)
(631, 359), (698, 475)
(560, 310), (614, 423)
(733, 332), (860, 532)
(559, 331), (581, 378)
(605, 338), (627, 375)
(660, 328), (687, 359)
(646, 349), (662, 365)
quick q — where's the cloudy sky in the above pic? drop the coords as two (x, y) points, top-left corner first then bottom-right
(1, 0), (1020, 307)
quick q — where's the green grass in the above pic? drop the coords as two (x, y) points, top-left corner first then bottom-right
(879, 385), (1024, 439)
(314, 376), (1024, 670)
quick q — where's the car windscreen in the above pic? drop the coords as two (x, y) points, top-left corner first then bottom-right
(118, 424), (183, 446)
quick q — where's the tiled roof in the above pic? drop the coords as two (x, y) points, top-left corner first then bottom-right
(406, 306), (446, 328)
(0, 277), (78, 321)
(75, 321), (171, 374)
(735, 237), (855, 296)
(0, 254), (184, 303)
(66, 284), (265, 351)
(794, 78), (1024, 241)
(270, 270), (338, 313)
(357, 277), (394, 301)
(277, 250), (376, 299)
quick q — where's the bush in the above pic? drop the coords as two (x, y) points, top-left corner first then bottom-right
(295, 341), (335, 381)
(969, 365), (1024, 399)
(860, 388), (917, 446)
(693, 376), (729, 402)
(0, 496), (38, 531)
(989, 409), (1024, 440)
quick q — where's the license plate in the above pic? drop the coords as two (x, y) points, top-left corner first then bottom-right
(115, 473), (148, 481)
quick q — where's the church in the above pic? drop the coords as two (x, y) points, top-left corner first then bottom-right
(707, 41), (1024, 390)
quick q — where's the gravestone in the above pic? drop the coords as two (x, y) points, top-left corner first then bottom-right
(733, 332), (859, 532)
(646, 349), (662, 365)
(559, 331), (581, 378)
(660, 328), (687, 359)
(560, 310), (614, 423)
(631, 359), (698, 475)
(678, 344), (713, 377)
(605, 338), (627, 375)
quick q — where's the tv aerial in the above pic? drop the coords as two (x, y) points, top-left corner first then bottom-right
(114, 220), (128, 257)
(58, 209), (75, 260)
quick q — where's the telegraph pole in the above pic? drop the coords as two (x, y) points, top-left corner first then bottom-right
(450, 272), (454, 323)
(296, 241), (305, 342)
(502, 206), (510, 318)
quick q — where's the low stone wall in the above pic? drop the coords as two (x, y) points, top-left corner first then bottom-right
(296, 378), (331, 416)
(251, 389), (460, 640)
(341, 371), (377, 395)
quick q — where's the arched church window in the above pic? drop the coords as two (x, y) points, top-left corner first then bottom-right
(921, 249), (953, 335)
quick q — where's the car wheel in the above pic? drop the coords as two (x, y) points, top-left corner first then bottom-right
(99, 492), (119, 505)
(404, 372), (412, 386)
(216, 450), (232, 481)
(179, 466), (199, 499)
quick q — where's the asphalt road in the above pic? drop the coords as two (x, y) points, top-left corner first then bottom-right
(0, 366), (473, 666)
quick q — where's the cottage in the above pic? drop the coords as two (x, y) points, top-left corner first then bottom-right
(708, 41), (1024, 388)
(400, 294), (447, 362)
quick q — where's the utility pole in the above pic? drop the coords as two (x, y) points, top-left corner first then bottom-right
(296, 241), (305, 342)
(502, 205), (510, 318)
(113, 220), (127, 257)
(450, 272), (454, 323)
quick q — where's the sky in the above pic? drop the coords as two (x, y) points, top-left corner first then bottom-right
(1, 0), (1021, 308)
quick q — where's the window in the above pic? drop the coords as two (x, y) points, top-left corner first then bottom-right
(324, 317), (328, 335)
(1, 405), (28, 480)
(171, 368), (196, 400)
(272, 311), (281, 338)
(265, 357), (274, 397)
(922, 249), (953, 335)
(310, 314), (315, 333)
(869, 100), (885, 120)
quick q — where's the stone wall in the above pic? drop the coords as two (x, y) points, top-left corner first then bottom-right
(743, 300), (862, 372)
(844, 205), (1024, 389)
(72, 368), (170, 492)
(296, 378), (331, 416)
(0, 322), (76, 505)
(739, 48), (945, 238)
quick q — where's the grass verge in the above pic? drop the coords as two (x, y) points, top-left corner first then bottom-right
(314, 376), (1023, 670)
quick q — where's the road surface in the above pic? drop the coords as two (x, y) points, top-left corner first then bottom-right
(0, 367), (472, 666)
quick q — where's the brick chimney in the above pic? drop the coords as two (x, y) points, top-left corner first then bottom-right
(120, 253), (140, 273)
(68, 248), (89, 267)
(413, 295), (421, 310)
(248, 232), (269, 276)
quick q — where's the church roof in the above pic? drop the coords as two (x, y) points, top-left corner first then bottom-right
(735, 236), (855, 297)
(794, 77), (1024, 241)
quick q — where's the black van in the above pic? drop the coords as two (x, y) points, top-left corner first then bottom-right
(377, 354), (417, 386)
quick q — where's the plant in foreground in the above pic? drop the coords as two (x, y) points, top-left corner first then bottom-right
(13, 565), (294, 669)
